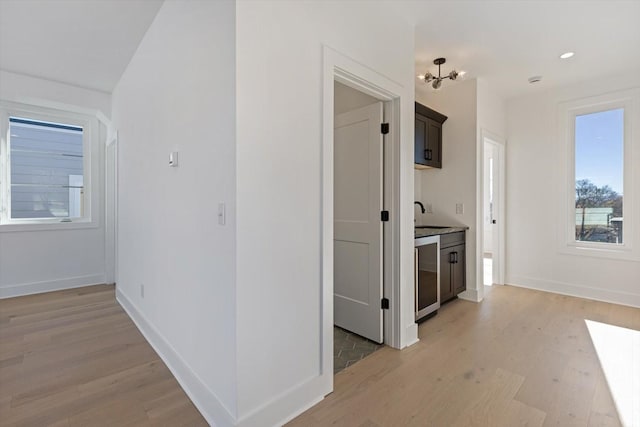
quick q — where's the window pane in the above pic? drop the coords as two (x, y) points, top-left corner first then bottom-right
(575, 108), (623, 244)
(9, 117), (84, 219)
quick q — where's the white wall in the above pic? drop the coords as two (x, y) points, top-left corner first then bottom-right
(477, 78), (506, 140)
(0, 70), (109, 297)
(235, 1), (414, 424)
(111, 1), (237, 424)
(506, 71), (640, 307)
(415, 79), (479, 299)
(334, 81), (378, 115)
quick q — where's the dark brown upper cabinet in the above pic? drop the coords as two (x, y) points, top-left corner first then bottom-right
(415, 102), (447, 169)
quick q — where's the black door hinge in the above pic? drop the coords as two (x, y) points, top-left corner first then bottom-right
(381, 298), (390, 309)
(381, 123), (389, 135)
(381, 210), (389, 222)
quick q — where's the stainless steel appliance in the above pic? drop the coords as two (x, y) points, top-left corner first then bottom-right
(414, 235), (440, 321)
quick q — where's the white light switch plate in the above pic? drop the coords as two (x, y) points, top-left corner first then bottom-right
(456, 203), (464, 215)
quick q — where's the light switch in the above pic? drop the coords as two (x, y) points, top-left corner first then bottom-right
(456, 203), (464, 215)
(426, 203), (433, 214)
(169, 151), (179, 167)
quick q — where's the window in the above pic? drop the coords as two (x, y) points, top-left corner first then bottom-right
(574, 108), (624, 244)
(558, 88), (638, 260)
(1, 102), (96, 228)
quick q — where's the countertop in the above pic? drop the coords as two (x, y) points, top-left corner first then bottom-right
(414, 225), (468, 239)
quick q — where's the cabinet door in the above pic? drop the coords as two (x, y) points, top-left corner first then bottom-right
(452, 244), (466, 295)
(439, 247), (454, 302)
(415, 113), (428, 166)
(426, 118), (442, 168)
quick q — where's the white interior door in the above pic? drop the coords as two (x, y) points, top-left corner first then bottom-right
(334, 102), (383, 343)
(483, 145), (494, 255)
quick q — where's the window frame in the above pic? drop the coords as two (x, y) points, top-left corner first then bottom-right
(0, 101), (99, 232)
(558, 89), (639, 261)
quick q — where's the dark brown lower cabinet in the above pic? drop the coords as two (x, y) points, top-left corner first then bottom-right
(439, 232), (466, 303)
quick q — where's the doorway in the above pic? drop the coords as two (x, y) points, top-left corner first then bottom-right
(332, 81), (386, 373)
(321, 46), (410, 394)
(482, 134), (505, 287)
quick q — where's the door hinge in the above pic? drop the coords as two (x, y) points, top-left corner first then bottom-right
(381, 298), (390, 309)
(381, 210), (389, 222)
(381, 123), (389, 135)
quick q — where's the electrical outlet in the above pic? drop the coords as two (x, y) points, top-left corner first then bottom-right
(426, 203), (433, 214)
(140, 284), (145, 299)
(456, 203), (464, 215)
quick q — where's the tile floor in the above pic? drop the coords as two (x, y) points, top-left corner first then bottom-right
(333, 326), (382, 374)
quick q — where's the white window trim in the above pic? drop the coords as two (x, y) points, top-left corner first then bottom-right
(557, 88), (640, 261)
(0, 100), (100, 232)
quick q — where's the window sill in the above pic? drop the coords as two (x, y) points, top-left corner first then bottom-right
(0, 219), (99, 233)
(559, 242), (639, 262)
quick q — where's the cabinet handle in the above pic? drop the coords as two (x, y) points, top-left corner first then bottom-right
(414, 248), (419, 314)
(424, 149), (432, 161)
(449, 252), (455, 264)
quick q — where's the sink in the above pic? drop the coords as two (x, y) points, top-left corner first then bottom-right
(415, 226), (450, 229)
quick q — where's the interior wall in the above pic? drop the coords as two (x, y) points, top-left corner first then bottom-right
(235, 1), (415, 424)
(334, 81), (379, 115)
(0, 70), (109, 298)
(506, 71), (640, 307)
(415, 79), (479, 299)
(110, 0), (237, 424)
(477, 78), (506, 139)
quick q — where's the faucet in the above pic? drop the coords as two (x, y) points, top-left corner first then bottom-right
(414, 201), (425, 214)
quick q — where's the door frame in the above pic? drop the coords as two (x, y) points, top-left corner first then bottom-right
(105, 131), (118, 285)
(479, 129), (506, 291)
(322, 46), (411, 393)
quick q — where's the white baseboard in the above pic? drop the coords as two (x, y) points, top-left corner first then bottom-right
(402, 323), (419, 348)
(236, 374), (330, 427)
(115, 289), (236, 427)
(507, 275), (640, 309)
(0, 274), (106, 299)
(458, 288), (482, 302)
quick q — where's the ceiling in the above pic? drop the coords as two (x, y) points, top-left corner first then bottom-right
(390, 0), (640, 99)
(0, 0), (163, 93)
(1, 1), (638, 99)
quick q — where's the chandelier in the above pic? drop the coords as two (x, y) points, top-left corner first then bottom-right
(418, 58), (464, 90)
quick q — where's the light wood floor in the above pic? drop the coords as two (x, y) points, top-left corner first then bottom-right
(0, 284), (206, 426)
(289, 285), (640, 427)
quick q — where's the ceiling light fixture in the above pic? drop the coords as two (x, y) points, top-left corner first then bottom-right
(560, 51), (575, 59)
(419, 58), (462, 90)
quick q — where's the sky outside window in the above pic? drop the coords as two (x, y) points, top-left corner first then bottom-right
(575, 108), (624, 194)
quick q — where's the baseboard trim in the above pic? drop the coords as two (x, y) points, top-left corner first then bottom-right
(458, 288), (482, 303)
(403, 323), (419, 348)
(115, 289), (236, 427)
(0, 274), (106, 299)
(236, 374), (330, 427)
(507, 275), (640, 309)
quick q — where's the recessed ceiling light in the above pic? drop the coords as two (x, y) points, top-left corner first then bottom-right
(528, 76), (543, 84)
(560, 51), (574, 59)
